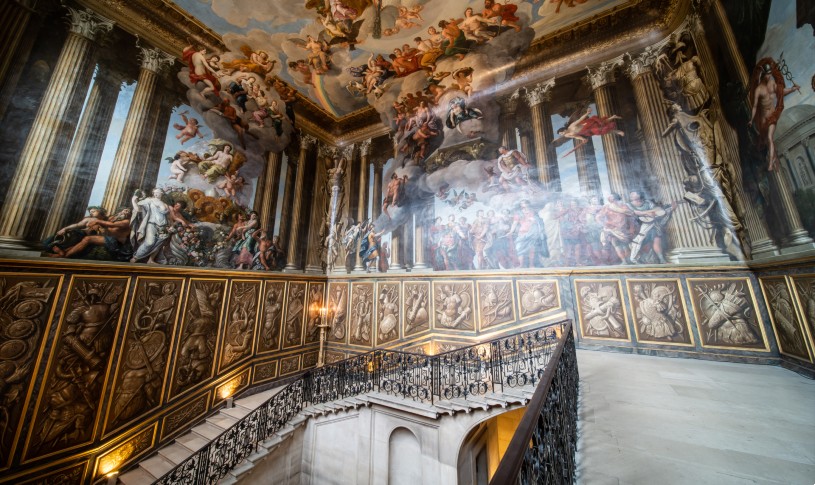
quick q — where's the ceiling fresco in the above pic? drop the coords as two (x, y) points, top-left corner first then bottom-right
(172, 0), (634, 117)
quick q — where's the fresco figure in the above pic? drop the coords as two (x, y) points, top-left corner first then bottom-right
(597, 193), (635, 264)
(50, 208), (133, 261)
(359, 222), (385, 272)
(226, 211), (259, 270)
(509, 199), (548, 268)
(173, 111), (205, 144)
(182, 45), (221, 97)
(130, 189), (171, 264)
(198, 142), (234, 183)
(382, 173), (407, 218)
(556, 106), (623, 158)
(627, 191), (672, 264)
(445, 96), (483, 134)
(43, 207), (108, 255)
(749, 58), (801, 171)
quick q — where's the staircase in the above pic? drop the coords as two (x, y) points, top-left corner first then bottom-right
(121, 322), (566, 485)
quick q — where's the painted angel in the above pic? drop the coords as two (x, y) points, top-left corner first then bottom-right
(554, 105), (624, 158)
(173, 111), (205, 144)
(290, 35), (331, 74)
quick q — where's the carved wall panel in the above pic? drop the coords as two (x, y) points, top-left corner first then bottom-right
(403, 282), (430, 337)
(303, 351), (319, 369)
(574, 279), (629, 341)
(304, 282), (326, 344)
(432, 281), (475, 331)
(376, 282), (400, 346)
(626, 279), (693, 346)
(476, 281), (516, 331)
(283, 282), (306, 349)
(349, 283), (374, 346)
(516, 280), (560, 319)
(25, 276), (129, 461)
(253, 360), (278, 385)
(214, 369), (250, 405)
(95, 424), (156, 479)
(325, 351), (346, 364)
(160, 394), (209, 441)
(280, 355), (301, 376)
(326, 282), (349, 343)
(104, 277), (185, 436)
(760, 277), (812, 362)
(257, 281), (285, 354)
(218, 280), (262, 373)
(687, 278), (768, 351)
(169, 279), (226, 400)
(0, 274), (62, 470)
(790, 275), (815, 354)
(18, 462), (87, 485)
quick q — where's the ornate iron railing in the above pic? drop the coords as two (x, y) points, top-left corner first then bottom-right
(155, 320), (568, 485)
(489, 322), (578, 485)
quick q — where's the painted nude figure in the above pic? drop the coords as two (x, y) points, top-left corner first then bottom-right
(749, 58), (800, 171)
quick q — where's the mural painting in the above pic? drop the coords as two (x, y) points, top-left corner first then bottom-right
(626, 278), (693, 346)
(0, 274), (62, 470)
(687, 278), (768, 351)
(574, 279), (629, 341)
(161, 394), (209, 440)
(280, 355), (301, 376)
(219, 280), (262, 372)
(105, 277), (185, 435)
(257, 281), (286, 353)
(253, 360), (279, 384)
(760, 277), (812, 362)
(25, 276), (129, 460)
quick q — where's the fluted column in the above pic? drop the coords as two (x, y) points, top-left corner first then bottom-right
(41, 66), (123, 237)
(284, 134), (317, 272)
(626, 47), (730, 262)
(256, 151), (283, 233)
(305, 144), (332, 274)
(412, 208), (429, 270)
(101, 46), (174, 211)
(0, 0), (41, 120)
(523, 79), (559, 190)
(574, 139), (601, 195)
(278, 147), (298, 244)
(586, 59), (628, 197)
(0, 7), (113, 249)
(498, 92), (519, 149)
(518, 127), (534, 165)
(390, 226), (404, 272)
(370, 144), (382, 219)
(140, 91), (176, 190)
(353, 142), (371, 272)
(770, 154), (815, 252)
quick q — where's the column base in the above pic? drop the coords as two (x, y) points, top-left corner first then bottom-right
(779, 241), (815, 256)
(411, 263), (430, 270)
(387, 265), (406, 273)
(749, 238), (781, 260)
(0, 236), (40, 251)
(331, 267), (350, 275)
(283, 265), (302, 273)
(666, 246), (732, 264)
(304, 265), (324, 274)
(781, 229), (815, 248)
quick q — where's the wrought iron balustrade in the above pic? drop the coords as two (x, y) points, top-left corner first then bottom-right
(155, 320), (568, 485)
(489, 322), (579, 485)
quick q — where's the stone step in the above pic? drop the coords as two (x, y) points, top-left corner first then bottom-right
(176, 432), (210, 453)
(234, 387), (284, 409)
(139, 454), (176, 479)
(158, 443), (196, 465)
(451, 397), (488, 412)
(221, 405), (253, 420)
(192, 422), (226, 441)
(118, 466), (156, 485)
(365, 392), (440, 418)
(207, 413), (239, 430)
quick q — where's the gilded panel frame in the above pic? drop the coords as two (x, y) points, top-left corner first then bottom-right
(348, 281), (375, 348)
(788, 273), (815, 357)
(375, 281), (401, 347)
(256, 280), (287, 354)
(217, 279), (263, 374)
(326, 281), (350, 344)
(403, 280), (431, 338)
(573, 278), (630, 342)
(514, 279), (561, 320)
(94, 423), (157, 479)
(759, 276), (813, 362)
(431, 280), (476, 331)
(304, 281), (326, 345)
(213, 367), (251, 407)
(279, 354), (301, 376)
(625, 278), (695, 347)
(159, 392), (210, 442)
(476, 279), (517, 332)
(282, 281), (307, 349)
(253, 359), (279, 385)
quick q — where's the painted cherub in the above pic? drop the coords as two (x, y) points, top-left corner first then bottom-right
(167, 151), (199, 182)
(173, 111), (205, 144)
(217, 172), (245, 200)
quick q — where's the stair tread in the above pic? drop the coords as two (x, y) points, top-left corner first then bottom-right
(158, 443), (196, 464)
(207, 414), (239, 429)
(221, 406), (252, 419)
(140, 454), (176, 477)
(118, 467), (157, 485)
(176, 433), (210, 452)
(192, 422), (225, 440)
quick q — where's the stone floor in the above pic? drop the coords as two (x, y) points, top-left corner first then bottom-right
(576, 350), (815, 485)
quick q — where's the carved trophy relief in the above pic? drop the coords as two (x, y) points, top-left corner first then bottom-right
(575, 280), (629, 340)
(283, 282), (306, 348)
(220, 281), (261, 371)
(258, 282), (285, 353)
(0, 275), (60, 468)
(305, 282), (325, 344)
(792, 276), (815, 353)
(254, 361), (278, 383)
(377, 283), (400, 345)
(350, 283), (374, 346)
(27, 277), (128, 459)
(326, 282), (349, 342)
(106, 278), (184, 434)
(171, 280), (225, 398)
(762, 279), (810, 361)
(433, 282), (475, 330)
(688, 279), (767, 350)
(303, 351), (319, 369)
(403, 282), (430, 336)
(280, 355), (300, 376)
(627, 280), (692, 345)
(517, 280), (559, 318)
(325, 351), (345, 364)
(478, 281), (514, 330)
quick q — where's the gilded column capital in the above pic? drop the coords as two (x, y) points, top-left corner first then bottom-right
(300, 133), (318, 149)
(523, 78), (556, 107)
(340, 143), (355, 160)
(318, 142), (339, 158)
(585, 58), (624, 90)
(65, 6), (114, 41)
(358, 138), (372, 158)
(625, 46), (660, 79)
(499, 90), (520, 113)
(138, 46), (175, 74)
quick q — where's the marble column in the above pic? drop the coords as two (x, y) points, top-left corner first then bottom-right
(390, 226), (405, 272)
(626, 47), (730, 263)
(586, 59), (628, 197)
(305, 144), (331, 274)
(101, 46), (174, 212)
(284, 134), (317, 272)
(371, 147), (383, 220)
(0, 7), (113, 249)
(139, 91), (176, 190)
(498, 92), (519, 150)
(0, 0), (39, 120)
(770, 154), (815, 253)
(412, 208), (429, 270)
(574, 138), (602, 195)
(686, 14), (779, 258)
(518, 126), (534, 165)
(353, 142), (371, 273)
(523, 79), (559, 190)
(41, 66), (123, 237)
(256, 150), (283, 234)
(277, 147), (298, 245)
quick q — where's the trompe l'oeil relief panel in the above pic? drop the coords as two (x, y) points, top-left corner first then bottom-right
(0, 0), (810, 276)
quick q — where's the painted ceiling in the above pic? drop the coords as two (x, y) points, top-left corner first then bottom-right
(171, 0), (633, 117)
